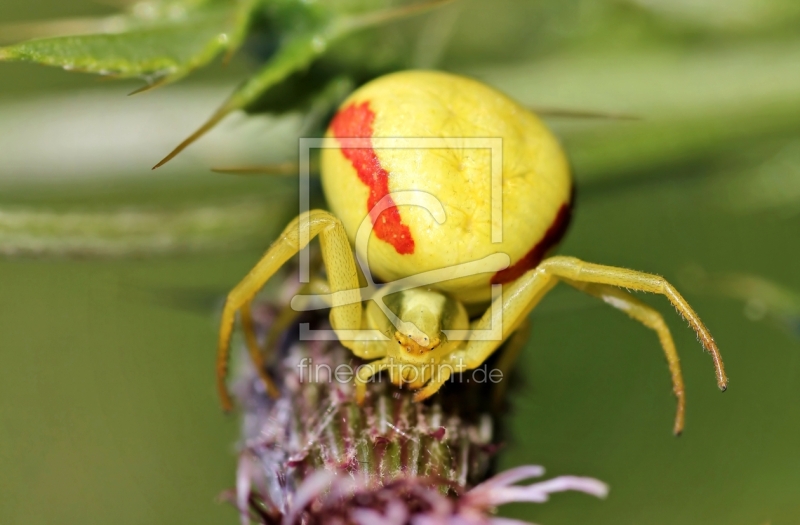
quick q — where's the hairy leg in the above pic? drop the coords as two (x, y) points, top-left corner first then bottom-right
(217, 210), (361, 411)
(451, 255), (726, 434)
(240, 301), (280, 399)
(562, 280), (686, 435)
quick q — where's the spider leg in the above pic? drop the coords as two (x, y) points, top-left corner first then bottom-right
(240, 301), (280, 399)
(217, 210), (362, 411)
(412, 363), (453, 402)
(237, 277), (335, 400)
(451, 255), (726, 434)
(541, 256), (726, 391)
(561, 279), (686, 435)
(348, 331), (393, 362)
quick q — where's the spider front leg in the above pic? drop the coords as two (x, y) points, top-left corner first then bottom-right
(412, 364), (454, 402)
(452, 255), (727, 435)
(216, 210), (362, 412)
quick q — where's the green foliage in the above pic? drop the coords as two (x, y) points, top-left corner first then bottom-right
(0, 0), (453, 165)
(150, 0), (453, 166)
(0, 1), (257, 88)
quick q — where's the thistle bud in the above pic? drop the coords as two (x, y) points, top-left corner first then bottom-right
(224, 274), (607, 524)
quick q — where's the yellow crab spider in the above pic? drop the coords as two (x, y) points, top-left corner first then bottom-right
(216, 71), (727, 435)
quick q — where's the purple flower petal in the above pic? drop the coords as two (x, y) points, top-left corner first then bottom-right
(236, 452), (261, 525)
(474, 475), (609, 507)
(470, 465), (546, 491)
(488, 517), (541, 525)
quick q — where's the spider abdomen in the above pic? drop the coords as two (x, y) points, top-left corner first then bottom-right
(322, 70), (572, 304)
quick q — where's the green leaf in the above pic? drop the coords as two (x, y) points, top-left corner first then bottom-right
(153, 0), (455, 167)
(151, 31), (327, 168)
(0, 1), (255, 88)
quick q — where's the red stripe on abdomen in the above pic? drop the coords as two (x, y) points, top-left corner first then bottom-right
(330, 102), (415, 255)
(491, 202), (572, 284)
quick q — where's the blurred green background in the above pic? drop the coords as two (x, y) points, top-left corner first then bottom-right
(1, 1), (800, 524)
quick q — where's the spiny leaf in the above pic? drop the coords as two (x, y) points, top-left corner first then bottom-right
(153, 0), (456, 168)
(152, 33), (326, 168)
(0, 16), (132, 45)
(0, 1), (255, 88)
(0, 0), (221, 45)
